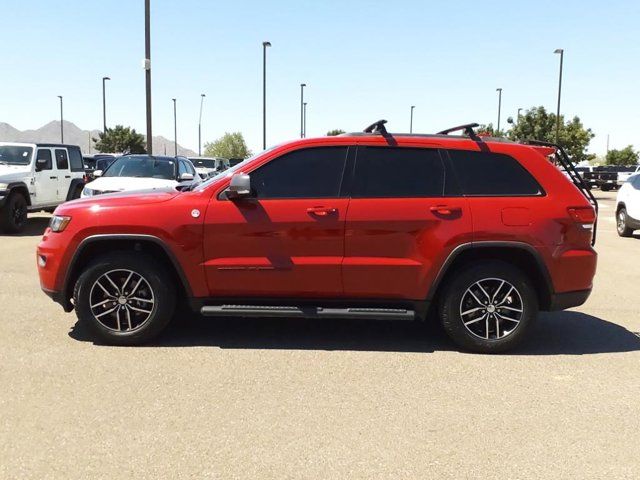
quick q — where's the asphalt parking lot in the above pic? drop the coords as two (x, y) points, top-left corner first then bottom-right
(1, 192), (639, 479)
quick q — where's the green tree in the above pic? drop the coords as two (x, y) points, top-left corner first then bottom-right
(326, 129), (346, 136)
(507, 106), (595, 163)
(94, 125), (146, 153)
(606, 146), (639, 166)
(204, 132), (251, 159)
(475, 123), (506, 138)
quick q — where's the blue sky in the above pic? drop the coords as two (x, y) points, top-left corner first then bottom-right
(1, 0), (638, 155)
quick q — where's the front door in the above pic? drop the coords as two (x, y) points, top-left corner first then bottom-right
(203, 146), (350, 298)
(343, 146), (472, 299)
(33, 148), (58, 205)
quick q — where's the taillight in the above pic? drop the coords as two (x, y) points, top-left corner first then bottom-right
(567, 206), (596, 224)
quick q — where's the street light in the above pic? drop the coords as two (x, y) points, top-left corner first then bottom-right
(303, 102), (307, 137)
(517, 107), (523, 121)
(554, 48), (564, 144)
(262, 41), (271, 150)
(172, 98), (177, 156)
(496, 88), (503, 133)
(300, 83), (306, 138)
(57, 95), (64, 143)
(144, 0), (153, 154)
(410, 105), (415, 133)
(198, 93), (205, 156)
(102, 76), (110, 133)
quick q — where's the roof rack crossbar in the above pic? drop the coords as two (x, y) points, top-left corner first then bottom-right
(437, 123), (481, 141)
(525, 139), (599, 246)
(363, 120), (389, 135)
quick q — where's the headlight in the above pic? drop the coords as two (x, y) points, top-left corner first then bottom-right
(0, 183), (8, 190)
(82, 187), (94, 197)
(49, 215), (71, 232)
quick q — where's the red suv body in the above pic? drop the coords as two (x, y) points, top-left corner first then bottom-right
(37, 129), (597, 352)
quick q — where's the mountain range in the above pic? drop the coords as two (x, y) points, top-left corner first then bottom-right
(0, 121), (197, 157)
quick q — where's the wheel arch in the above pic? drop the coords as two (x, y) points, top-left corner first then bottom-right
(427, 242), (553, 311)
(65, 178), (86, 201)
(7, 182), (31, 206)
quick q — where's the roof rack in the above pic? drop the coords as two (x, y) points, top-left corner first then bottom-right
(363, 120), (389, 135)
(524, 139), (599, 246)
(437, 123), (481, 141)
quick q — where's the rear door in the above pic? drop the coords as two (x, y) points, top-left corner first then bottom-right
(54, 148), (71, 202)
(343, 146), (472, 299)
(33, 148), (58, 205)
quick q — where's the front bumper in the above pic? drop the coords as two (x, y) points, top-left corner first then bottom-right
(41, 286), (74, 312)
(548, 289), (592, 311)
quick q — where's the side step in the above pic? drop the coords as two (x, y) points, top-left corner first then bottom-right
(200, 305), (415, 321)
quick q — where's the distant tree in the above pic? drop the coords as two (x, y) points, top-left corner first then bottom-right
(507, 106), (595, 163)
(606, 146), (639, 166)
(204, 132), (251, 159)
(94, 125), (146, 154)
(326, 129), (346, 136)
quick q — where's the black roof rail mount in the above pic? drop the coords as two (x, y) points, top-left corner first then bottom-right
(524, 139), (599, 246)
(437, 123), (481, 141)
(363, 120), (389, 135)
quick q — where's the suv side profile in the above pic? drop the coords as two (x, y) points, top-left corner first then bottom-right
(0, 142), (85, 233)
(37, 122), (598, 353)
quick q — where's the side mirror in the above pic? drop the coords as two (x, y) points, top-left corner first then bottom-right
(93, 170), (103, 178)
(35, 157), (48, 172)
(226, 173), (251, 199)
(179, 172), (194, 181)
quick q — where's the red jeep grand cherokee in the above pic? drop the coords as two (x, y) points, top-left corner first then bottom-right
(37, 122), (597, 353)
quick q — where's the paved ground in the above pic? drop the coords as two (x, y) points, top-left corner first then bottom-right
(1, 193), (639, 479)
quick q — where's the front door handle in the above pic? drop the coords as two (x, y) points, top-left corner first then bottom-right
(307, 206), (337, 217)
(430, 205), (462, 216)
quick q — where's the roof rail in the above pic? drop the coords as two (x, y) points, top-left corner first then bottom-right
(363, 120), (389, 135)
(437, 123), (481, 141)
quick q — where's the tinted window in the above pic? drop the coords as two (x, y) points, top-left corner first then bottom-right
(178, 160), (189, 176)
(448, 150), (542, 196)
(353, 147), (444, 198)
(631, 175), (640, 189)
(249, 147), (348, 199)
(36, 149), (52, 170)
(55, 149), (69, 170)
(68, 147), (84, 172)
(104, 155), (176, 180)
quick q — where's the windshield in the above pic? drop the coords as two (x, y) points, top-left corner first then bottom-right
(103, 155), (176, 179)
(0, 146), (33, 165)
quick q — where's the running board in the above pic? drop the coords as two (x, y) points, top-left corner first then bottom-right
(200, 305), (416, 321)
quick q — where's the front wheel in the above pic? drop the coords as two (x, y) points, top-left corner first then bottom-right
(617, 208), (634, 237)
(440, 261), (538, 353)
(0, 192), (28, 233)
(73, 251), (176, 345)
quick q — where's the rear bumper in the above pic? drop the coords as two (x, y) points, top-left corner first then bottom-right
(548, 289), (591, 311)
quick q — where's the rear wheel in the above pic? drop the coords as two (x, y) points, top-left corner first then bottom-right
(73, 251), (176, 345)
(617, 208), (634, 237)
(440, 261), (538, 353)
(0, 192), (28, 233)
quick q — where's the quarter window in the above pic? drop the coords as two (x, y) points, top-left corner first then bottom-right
(68, 147), (84, 172)
(447, 150), (542, 196)
(249, 147), (348, 199)
(352, 147), (444, 198)
(55, 149), (69, 170)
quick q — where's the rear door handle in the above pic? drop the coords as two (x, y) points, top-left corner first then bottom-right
(65, 175), (71, 179)
(49, 176), (58, 179)
(430, 205), (462, 216)
(307, 206), (338, 216)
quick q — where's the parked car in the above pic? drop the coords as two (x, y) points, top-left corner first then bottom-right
(615, 173), (640, 237)
(81, 155), (200, 197)
(617, 165), (640, 187)
(0, 142), (85, 233)
(83, 154), (117, 180)
(228, 158), (244, 167)
(189, 157), (229, 178)
(37, 121), (597, 353)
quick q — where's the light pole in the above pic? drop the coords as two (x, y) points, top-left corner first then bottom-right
(554, 48), (564, 144)
(198, 93), (205, 156)
(57, 95), (64, 143)
(517, 107), (523, 122)
(172, 98), (177, 156)
(300, 83), (306, 138)
(144, 0), (153, 154)
(496, 88), (502, 133)
(303, 102), (307, 137)
(102, 76), (110, 133)
(410, 105), (415, 133)
(262, 41), (271, 150)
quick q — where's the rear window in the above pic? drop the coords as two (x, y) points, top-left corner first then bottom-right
(447, 150), (542, 196)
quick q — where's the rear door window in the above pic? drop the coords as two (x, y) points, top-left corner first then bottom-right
(55, 149), (69, 170)
(352, 147), (444, 198)
(447, 150), (542, 196)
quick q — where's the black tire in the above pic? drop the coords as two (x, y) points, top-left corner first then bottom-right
(616, 208), (634, 237)
(601, 184), (612, 192)
(439, 261), (538, 353)
(73, 251), (176, 345)
(0, 191), (28, 233)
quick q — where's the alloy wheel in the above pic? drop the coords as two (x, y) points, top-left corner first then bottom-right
(617, 210), (627, 234)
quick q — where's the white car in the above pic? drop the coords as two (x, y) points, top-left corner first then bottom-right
(616, 173), (640, 237)
(189, 157), (229, 178)
(0, 142), (85, 233)
(82, 154), (200, 198)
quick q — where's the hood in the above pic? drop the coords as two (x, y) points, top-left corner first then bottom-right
(61, 187), (181, 212)
(85, 176), (178, 193)
(0, 164), (31, 183)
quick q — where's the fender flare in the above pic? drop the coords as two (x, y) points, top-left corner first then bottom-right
(2, 182), (32, 206)
(65, 178), (86, 201)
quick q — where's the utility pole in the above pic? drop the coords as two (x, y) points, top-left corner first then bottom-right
(303, 102), (307, 137)
(198, 93), (205, 156)
(102, 76), (110, 133)
(262, 41), (271, 150)
(410, 105), (415, 133)
(144, 0), (153, 154)
(57, 95), (64, 143)
(300, 83), (306, 138)
(496, 88), (502, 133)
(554, 48), (564, 144)
(172, 98), (177, 156)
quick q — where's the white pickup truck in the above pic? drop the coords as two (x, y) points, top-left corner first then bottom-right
(0, 142), (85, 233)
